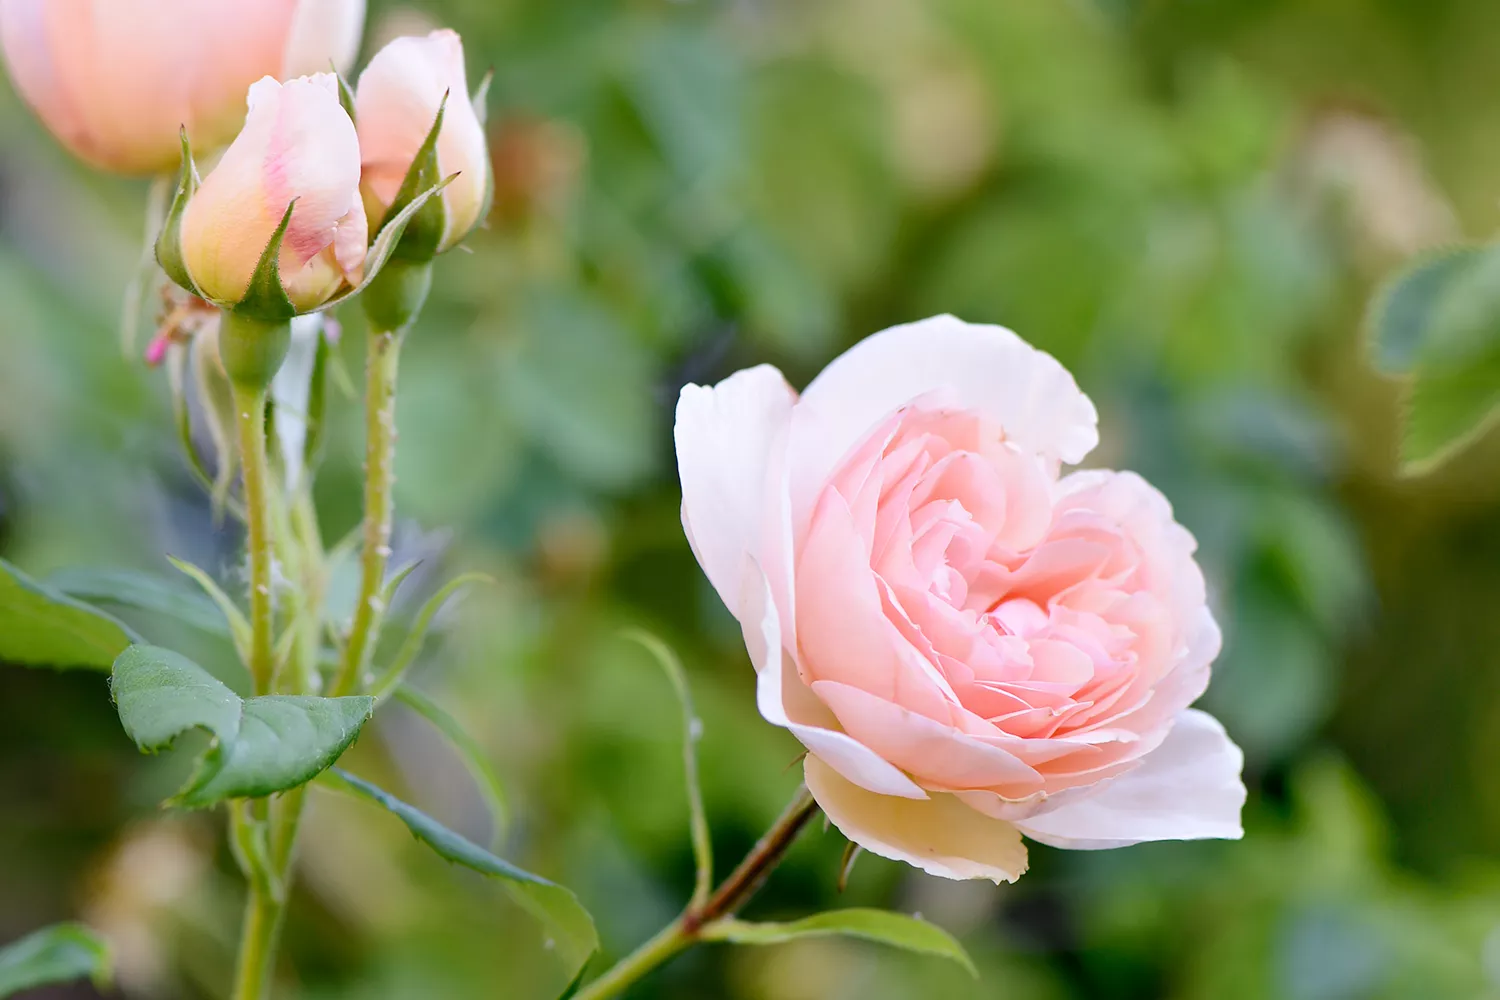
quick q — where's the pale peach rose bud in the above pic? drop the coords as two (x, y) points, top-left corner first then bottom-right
(179, 74), (366, 316)
(355, 29), (490, 258)
(0, 0), (366, 175)
(675, 315), (1246, 883)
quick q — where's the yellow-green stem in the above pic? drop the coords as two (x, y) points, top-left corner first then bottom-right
(232, 383), (276, 695)
(230, 881), (282, 1000)
(331, 329), (401, 697)
(229, 383), (283, 1000)
(574, 785), (820, 1000)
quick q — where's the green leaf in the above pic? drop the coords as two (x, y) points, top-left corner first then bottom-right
(1402, 343), (1500, 475)
(0, 923), (112, 997)
(621, 629), (712, 906)
(393, 684), (509, 842)
(49, 567), (234, 638)
(110, 645), (373, 808)
(232, 200), (299, 320)
(385, 93), (450, 260)
(319, 174), (455, 311)
(700, 910), (977, 978)
(369, 572), (493, 700)
(0, 558), (138, 671)
(554, 956), (592, 1000)
(1367, 244), (1500, 471)
(319, 768), (597, 977)
(155, 128), (202, 297)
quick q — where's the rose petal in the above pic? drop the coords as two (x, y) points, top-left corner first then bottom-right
(1014, 709), (1245, 849)
(675, 364), (796, 620)
(805, 754), (1029, 883)
(742, 560), (928, 800)
(787, 314), (1098, 537)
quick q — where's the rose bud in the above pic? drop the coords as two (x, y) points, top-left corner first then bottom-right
(0, 0), (365, 175)
(179, 74), (366, 317)
(675, 315), (1245, 883)
(355, 29), (490, 260)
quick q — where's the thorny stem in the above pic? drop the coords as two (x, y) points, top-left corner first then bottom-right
(573, 785), (820, 1000)
(330, 328), (401, 697)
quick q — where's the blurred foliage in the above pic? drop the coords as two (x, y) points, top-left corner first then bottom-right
(4, 0), (1500, 997)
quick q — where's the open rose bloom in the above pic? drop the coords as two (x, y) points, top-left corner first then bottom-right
(0, 0), (365, 175)
(677, 315), (1245, 882)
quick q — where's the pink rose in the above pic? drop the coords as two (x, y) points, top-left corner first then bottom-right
(676, 315), (1244, 882)
(180, 74), (366, 313)
(0, 0), (365, 175)
(355, 29), (489, 254)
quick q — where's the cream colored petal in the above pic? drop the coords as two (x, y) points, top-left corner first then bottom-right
(805, 754), (1029, 883)
(283, 0), (365, 77)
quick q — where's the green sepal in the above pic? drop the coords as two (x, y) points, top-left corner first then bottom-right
(319, 173), (455, 311)
(469, 73), (494, 228)
(155, 129), (203, 297)
(232, 200), (299, 322)
(385, 92), (450, 261)
(333, 65), (357, 125)
(471, 69), (492, 128)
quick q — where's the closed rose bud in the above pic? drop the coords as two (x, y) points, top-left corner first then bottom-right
(0, 0), (366, 175)
(180, 74), (366, 314)
(355, 29), (489, 256)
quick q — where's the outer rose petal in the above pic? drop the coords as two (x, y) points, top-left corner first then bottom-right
(743, 560), (928, 800)
(805, 754), (1029, 883)
(675, 364), (795, 619)
(182, 75), (360, 309)
(1014, 709), (1245, 850)
(788, 314), (1098, 535)
(355, 29), (489, 250)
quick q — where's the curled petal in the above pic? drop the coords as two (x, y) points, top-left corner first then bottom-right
(675, 364), (796, 620)
(1014, 709), (1245, 849)
(805, 754), (1029, 883)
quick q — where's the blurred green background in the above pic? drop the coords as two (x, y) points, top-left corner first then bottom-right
(5, 0), (1500, 997)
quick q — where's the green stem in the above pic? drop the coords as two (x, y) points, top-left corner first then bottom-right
(230, 881), (283, 1000)
(330, 328), (402, 698)
(232, 382), (276, 695)
(574, 785), (820, 1000)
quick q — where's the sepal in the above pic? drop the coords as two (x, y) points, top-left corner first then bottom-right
(155, 129), (203, 297)
(385, 92), (450, 262)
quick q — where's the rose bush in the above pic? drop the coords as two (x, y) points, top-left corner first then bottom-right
(0, 0), (364, 174)
(676, 314), (1245, 882)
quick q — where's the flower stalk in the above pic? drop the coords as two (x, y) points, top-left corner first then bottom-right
(574, 785), (820, 1000)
